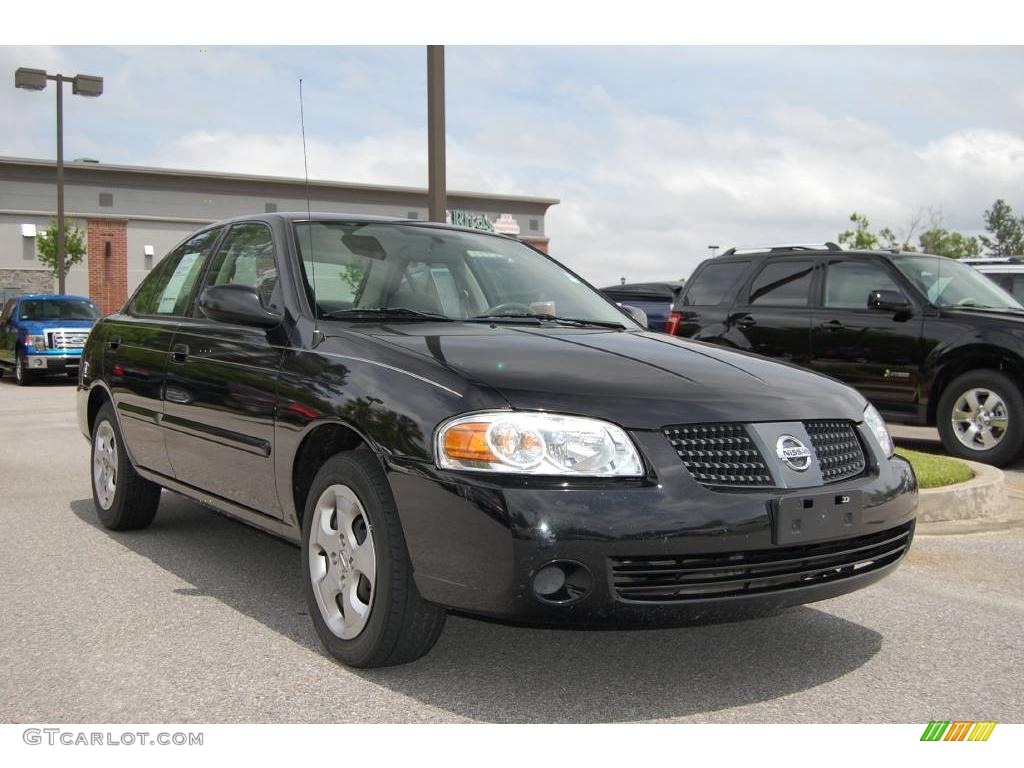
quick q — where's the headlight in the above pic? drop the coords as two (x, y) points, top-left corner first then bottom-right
(863, 403), (893, 458)
(24, 333), (46, 351)
(436, 411), (644, 476)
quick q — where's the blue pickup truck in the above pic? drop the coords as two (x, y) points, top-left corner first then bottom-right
(600, 281), (684, 332)
(0, 294), (101, 385)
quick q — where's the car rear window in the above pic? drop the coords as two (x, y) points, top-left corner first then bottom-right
(681, 261), (749, 306)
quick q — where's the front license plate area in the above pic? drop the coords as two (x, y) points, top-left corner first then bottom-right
(772, 489), (863, 545)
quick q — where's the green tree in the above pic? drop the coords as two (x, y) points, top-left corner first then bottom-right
(35, 218), (87, 280)
(918, 228), (982, 260)
(838, 212), (913, 251)
(979, 199), (1024, 257)
(838, 212), (879, 249)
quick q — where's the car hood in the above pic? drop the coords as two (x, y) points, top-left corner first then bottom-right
(352, 324), (868, 430)
(17, 319), (95, 333)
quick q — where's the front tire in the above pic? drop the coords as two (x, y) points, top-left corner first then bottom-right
(14, 351), (32, 386)
(91, 402), (161, 530)
(301, 451), (446, 668)
(937, 369), (1024, 467)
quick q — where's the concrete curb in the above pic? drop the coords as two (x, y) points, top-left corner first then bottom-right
(916, 459), (1007, 522)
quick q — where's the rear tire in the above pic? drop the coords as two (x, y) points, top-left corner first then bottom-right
(301, 451), (446, 668)
(937, 369), (1024, 467)
(91, 402), (161, 530)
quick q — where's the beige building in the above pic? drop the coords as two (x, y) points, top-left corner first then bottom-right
(0, 156), (558, 314)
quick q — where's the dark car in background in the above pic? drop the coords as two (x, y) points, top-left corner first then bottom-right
(670, 243), (1024, 466)
(78, 215), (916, 668)
(601, 281), (684, 332)
(0, 294), (100, 385)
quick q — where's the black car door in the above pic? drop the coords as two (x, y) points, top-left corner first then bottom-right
(162, 221), (285, 517)
(809, 256), (923, 417)
(104, 228), (221, 476)
(724, 258), (816, 365)
(673, 260), (751, 341)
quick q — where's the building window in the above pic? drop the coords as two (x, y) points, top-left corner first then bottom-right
(265, 202), (278, 213)
(99, 192), (113, 207)
(144, 255), (154, 270)
(407, 211), (419, 220)
(529, 218), (539, 232)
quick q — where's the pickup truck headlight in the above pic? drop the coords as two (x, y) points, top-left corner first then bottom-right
(863, 403), (894, 458)
(436, 411), (644, 476)
(23, 333), (46, 351)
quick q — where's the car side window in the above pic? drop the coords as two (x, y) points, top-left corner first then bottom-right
(681, 261), (750, 306)
(129, 229), (221, 316)
(824, 260), (903, 310)
(200, 223), (279, 312)
(748, 260), (815, 307)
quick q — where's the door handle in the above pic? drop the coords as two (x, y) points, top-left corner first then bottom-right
(171, 343), (189, 364)
(734, 315), (756, 330)
(106, 336), (121, 351)
(822, 319), (845, 332)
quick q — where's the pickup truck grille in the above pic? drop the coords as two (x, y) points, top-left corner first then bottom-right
(47, 329), (89, 350)
(664, 420), (867, 489)
(609, 522), (912, 601)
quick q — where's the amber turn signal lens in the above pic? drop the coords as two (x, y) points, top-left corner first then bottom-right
(442, 422), (495, 462)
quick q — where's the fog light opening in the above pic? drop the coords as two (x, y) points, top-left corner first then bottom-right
(532, 561), (592, 604)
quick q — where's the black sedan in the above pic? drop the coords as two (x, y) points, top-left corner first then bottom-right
(78, 213), (918, 667)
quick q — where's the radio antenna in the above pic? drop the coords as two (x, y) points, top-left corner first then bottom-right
(298, 78), (321, 345)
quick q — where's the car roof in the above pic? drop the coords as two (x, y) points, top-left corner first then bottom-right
(709, 245), (915, 264)
(600, 281), (684, 297)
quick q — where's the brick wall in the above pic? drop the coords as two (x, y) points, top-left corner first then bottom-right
(524, 238), (550, 254)
(87, 219), (128, 315)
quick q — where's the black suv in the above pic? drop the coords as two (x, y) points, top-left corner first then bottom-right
(671, 243), (1024, 466)
(78, 217), (916, 668)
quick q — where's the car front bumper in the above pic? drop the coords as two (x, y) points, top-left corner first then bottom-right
(25, 353), (81, 373)
(387, 428), (918, 628)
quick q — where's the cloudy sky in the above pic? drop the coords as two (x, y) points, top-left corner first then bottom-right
(3, 45), (1023, 286)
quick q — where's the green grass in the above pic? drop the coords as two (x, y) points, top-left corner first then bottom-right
(897, 448), (974, 489)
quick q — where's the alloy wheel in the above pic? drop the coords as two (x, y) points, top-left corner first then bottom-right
(950, 387), (1009, 451)
(93, 421), (119, 509)
(307, 484), (377, 640)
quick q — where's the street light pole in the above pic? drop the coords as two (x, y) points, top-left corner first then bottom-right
(426, 45), (446, 223)
(55, 74), (65, 294)
(14, 67), (103, 295)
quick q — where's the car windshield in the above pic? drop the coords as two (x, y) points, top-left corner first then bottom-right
(292, 222), (634, 327)
(892, 255), (1024, 310)
(18, 298), (101, 321)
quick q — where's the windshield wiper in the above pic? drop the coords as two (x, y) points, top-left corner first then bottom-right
(467, 313), (625, 330)
(321, 307), (454, 321)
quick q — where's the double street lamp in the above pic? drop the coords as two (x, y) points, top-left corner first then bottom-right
(14, 67), (103, 294)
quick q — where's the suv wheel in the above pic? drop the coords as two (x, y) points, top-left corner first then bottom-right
(937, 369), (1024, 467)
(91, 402), (162, 530)
(301, 451), (446, 668)
(14, 351), (32, 386)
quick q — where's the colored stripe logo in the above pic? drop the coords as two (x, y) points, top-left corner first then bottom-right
(920, 721), (997, 741)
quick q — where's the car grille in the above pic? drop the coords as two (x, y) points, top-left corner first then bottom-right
(609, 522), (912, 602)
(662, 423), (774, 488)
(804, 420), (866, 483)
(47, 329), (89, 350)
(663, 420), (867, 489)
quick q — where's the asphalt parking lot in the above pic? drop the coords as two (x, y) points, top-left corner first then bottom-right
(2, 377), (1023, 723)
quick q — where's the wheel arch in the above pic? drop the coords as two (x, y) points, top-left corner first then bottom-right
(290, 419), (389, 527)
(927, 345), (1024, 425)
(86, 382), (114, 435)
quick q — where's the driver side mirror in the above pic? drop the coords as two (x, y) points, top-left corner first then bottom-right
(620, 303), (649, 327)
(867, 289), (911, 314)
(199, 284), (283, 328)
